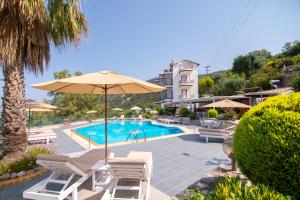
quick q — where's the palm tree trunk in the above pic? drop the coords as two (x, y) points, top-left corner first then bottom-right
(2, 61), (27, 157)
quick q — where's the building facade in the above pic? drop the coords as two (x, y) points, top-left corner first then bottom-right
(152, 59), (199, 103)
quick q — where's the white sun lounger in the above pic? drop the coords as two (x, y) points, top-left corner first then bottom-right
(23, 149), (109, 200)
(198, 127), (233, 142)
(107, 151), (153, 200)
(28, 130), (56, 145)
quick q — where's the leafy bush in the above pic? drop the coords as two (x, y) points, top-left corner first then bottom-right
(189, 112), (197, 120)
(233, 93), (300, 198)
(184, 189), (205, 200)
(157, 108), (164, 115)
(164, 107), (176, 115)
(143, 113), (151, 119)
(217, 109), (236, 120)
(0, 146), (53, 176)
(208, 109), (218, 118)
(292, 76), (300, 91)
(183, 177), (291, 200)
(180, 108), (190, 117)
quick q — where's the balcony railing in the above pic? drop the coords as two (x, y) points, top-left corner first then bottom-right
(179, 94), (194, 99)
(179, 65), (194, 73)
(179, 79), (194, 86)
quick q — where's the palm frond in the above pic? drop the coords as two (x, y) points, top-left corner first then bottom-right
(0, 0), (88, 74)
(47, 0), (88, 48)
(0, 0), (49, 74)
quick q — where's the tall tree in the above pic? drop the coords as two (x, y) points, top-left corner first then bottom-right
(198, 76), (214, 95)
(0, 0), (88, 157)
(48, 70), (104, 118)
(232, 49), (271, 78)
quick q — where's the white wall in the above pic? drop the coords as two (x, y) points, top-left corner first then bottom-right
(172, 60), (199, 101)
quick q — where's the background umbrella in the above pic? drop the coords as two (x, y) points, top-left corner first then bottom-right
(26, 101), (57, 132)
(201, 99), (251, 108)
(130, 106), (142, 112)
(149, 110), (158, 114)
(32, 71), (165, 164)
(112, 107), (123, 111)
(86, 110), (98, 121)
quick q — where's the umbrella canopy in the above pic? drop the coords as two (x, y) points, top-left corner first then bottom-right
(112, 108), (123, 111)
(26, 101), (57, 110)
(130, 106), (142, 111)
(149, 110), (158, 114)
(31, 70), (165, 164)
(31, 71), (165, 94)
(27, 108), (54, 112)
(86, 110), (97, 114)
(202, 99), (251, 108)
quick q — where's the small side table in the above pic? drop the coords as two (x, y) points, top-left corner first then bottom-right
(91, 161), (112, 191)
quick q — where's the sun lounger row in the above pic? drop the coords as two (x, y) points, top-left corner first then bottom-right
(197, 127), (234, 142)
(111, 115), (145, 121)
(28, 129), (56, 145)
(23, 149), (152, 200)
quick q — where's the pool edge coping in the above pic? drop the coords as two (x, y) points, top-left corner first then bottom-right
(62, 120), (194, 149)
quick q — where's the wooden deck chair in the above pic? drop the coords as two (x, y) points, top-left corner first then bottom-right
(107, 151), (152, 200)
(23, 149), (109, 200)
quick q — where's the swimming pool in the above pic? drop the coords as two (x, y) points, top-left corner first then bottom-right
(75, 120), (183, 144)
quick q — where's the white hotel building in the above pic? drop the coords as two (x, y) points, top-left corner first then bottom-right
(153, 59), (199, 106)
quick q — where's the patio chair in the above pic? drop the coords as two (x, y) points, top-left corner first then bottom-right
(107, 151), (153, 200)
(23, 149), (110, 200)
(120, 115), (125, 120)
(28, 130), (56, 145)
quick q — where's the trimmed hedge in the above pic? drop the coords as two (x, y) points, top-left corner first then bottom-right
(208, 109), (218, 118)
(180, 108), (190, 117)
(233, 92), (300, 198)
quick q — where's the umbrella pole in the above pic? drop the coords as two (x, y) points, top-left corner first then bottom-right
(104, 85), (108, 165)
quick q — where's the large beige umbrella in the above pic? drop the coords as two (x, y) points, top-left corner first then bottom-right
(26, 101), (57, 110)
(86, 110), (98, 114)
(112, 108), (123, 111)
(32, 71), (165, 164)
(202, 99), (251, 108)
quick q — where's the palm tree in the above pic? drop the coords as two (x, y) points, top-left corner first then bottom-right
(0, 0), (88, 157)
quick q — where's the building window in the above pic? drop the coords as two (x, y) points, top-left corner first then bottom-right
(181, 89), (187, 99)
(181, 75), (188, 82)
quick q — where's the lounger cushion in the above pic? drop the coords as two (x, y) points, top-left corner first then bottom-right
(108, 151), (152, 176)
(38, 149), (109, 173)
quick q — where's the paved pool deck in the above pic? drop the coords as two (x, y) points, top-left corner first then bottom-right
(0, 122), (230, 199)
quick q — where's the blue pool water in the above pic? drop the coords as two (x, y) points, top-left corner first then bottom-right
(75, 120), (183, 144)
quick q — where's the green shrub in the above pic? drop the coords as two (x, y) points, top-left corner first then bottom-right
(233, 93), (300, 198)
(183, 177), (291, 200)
(143, 113), (151, 119)
(189, 112), (197, 120)
(9, 156), (35, 173)
(157, 108), (164, 115)
(183, 189), (205, 200)
(208, 109), (218, 118)
(292, 76), (300, 91)
(0, 146), (53, 175)
(180, 107), (190, 117)
(0, 163), (8, 176)
(218, 109), (236, 120)
(164, 107), (176, 115)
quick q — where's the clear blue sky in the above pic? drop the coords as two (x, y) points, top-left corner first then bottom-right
(22, 0), (300, 100)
